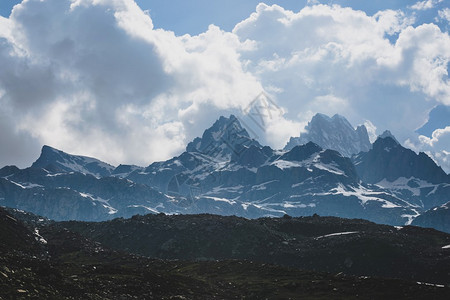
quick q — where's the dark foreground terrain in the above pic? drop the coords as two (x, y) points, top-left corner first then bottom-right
(1, 207), (450, 299)
(59, 213), (450, 284)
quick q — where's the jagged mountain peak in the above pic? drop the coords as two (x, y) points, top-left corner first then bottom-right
(312, 112), (329, 120)
(332, 113), (347, 120)
(285, 113), (371, 157)
(186, 115), (261, 160)
(39, 145), (65, 159)
(210, 114), (248, 138)
(31, 145), (115, 177)
(378, 130), (399, 144)
(311, 113), (351, 125)
(372, 135), (400, 152)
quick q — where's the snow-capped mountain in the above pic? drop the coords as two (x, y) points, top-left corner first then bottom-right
(186, 114), (261, 160)
(284, 113), (371, 157)
(32, 145), (115, 177)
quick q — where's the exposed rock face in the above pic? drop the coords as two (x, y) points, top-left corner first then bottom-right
(285, 113), (372, 157)
(352, 136), (449, 185)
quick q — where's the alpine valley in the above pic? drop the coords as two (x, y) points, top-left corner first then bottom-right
(1, 114), (449, 232)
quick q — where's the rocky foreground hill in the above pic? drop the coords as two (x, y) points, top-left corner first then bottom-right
(2, 207), (450, 299)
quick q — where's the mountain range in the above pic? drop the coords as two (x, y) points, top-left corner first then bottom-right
(1, 113), (449, 232)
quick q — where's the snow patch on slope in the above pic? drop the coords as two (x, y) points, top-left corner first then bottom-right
(376, 177), (437, 197)
(323, 184), (402, 208)
(8, 180), (43, 189)
(79, 192), (117, 215)
(34, 228), (47, 244)
(316, 231), (359, 240)
(270, 152), (345, 176)
(203, 196), (237, 205)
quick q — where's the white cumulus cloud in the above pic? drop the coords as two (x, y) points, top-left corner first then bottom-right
(410, 0), (443, 11)
(0, 0), (263, 167)
(405, 126), (450, 173)
(232, 4), (449, 143)
(438, 8), (450, 22)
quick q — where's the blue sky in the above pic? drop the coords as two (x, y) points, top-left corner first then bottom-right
(2, 1), (448, 34)
(127, 1), (449, 35)
(0, 0), (20, 17)
(134, 0), (309, 34)
(0, 0), (449, 172)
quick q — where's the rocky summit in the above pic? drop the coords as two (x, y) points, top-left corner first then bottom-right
(31, 145), (115, 177)
(285, 113), (372, 157)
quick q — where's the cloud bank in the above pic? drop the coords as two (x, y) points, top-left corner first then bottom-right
(410, 0), (443, 11)
(0, 0), (449, 172)
(0, 0), (262, 166)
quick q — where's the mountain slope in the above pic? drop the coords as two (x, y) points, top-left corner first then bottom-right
(412, 202), (450, 233)
(352, 136), (450, 211)
(285, 113), (372, 157)
(0, 166), (176, 221)
(31, 145), (115, 177)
